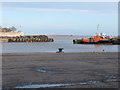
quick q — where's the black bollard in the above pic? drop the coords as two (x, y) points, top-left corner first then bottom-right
(56, 48), (64, 53)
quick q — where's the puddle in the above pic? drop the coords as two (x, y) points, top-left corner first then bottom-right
(105, 75), (120, 79)
(34, 68), (58, 73)
(15, 80), (100, 88)
(14, 75), (120, 88)
(105, 75), (120, 82)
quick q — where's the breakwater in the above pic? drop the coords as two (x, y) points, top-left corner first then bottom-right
(0, 35), (54, 43)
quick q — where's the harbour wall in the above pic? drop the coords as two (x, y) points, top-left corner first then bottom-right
(0, 35), (54, 43)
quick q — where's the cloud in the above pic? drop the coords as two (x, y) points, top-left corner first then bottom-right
(2, 6), (102, 14)
(1, 0), (119, 2)
(27, 8), (99, 14)
(2, 4), (117, 15)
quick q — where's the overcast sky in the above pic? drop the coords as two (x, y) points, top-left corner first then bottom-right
(1, 2), (118, 35)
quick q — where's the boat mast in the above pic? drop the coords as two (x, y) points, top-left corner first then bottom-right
(96, 24), (99, 35)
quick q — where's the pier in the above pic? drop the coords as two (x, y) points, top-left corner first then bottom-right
(0, 35), (54, 43)
(0, 27), (54, 43)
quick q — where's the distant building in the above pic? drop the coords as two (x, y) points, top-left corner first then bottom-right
(0, 28), (8, 32)
(0, 27), (24, 37)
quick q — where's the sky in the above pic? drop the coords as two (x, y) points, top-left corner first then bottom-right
(0, 2), (118, 36)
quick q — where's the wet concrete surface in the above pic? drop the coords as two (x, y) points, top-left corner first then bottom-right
(15, 80), (100, 88)
(2, 52), (119, 88)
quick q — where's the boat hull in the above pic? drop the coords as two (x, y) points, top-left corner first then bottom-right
(73, 39), (113, 44)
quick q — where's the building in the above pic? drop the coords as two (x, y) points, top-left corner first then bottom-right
(0, 27), (24, 37)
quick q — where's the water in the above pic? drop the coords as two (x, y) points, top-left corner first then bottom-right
(2, 36), (118, 53)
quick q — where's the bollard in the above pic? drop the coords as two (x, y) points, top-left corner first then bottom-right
(56, 48), (64, 53)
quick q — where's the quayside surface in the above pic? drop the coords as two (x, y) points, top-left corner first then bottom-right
(2, 52), (119, 88)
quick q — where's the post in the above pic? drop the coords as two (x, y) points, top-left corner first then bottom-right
(56, 48), (64, 53)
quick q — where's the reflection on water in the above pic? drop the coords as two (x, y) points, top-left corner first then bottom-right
(2, 36), (118, 53)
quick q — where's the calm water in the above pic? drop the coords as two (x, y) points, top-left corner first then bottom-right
(2, 36), (118, 53)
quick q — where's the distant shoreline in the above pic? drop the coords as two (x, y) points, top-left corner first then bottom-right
(47, 35), (93, 37)
(25, 35), (118, 37)
(24, 34), (91, 36)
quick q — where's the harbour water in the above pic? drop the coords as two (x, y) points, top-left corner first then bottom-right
(2, 35), (118, 53)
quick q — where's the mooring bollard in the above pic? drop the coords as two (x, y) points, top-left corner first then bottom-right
(56, 48), (64, 53)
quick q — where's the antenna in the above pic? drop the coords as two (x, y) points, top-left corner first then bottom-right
(19, 25), (21, 29)
(96, 24), (99, 35)
(97, 24), (99, 31)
